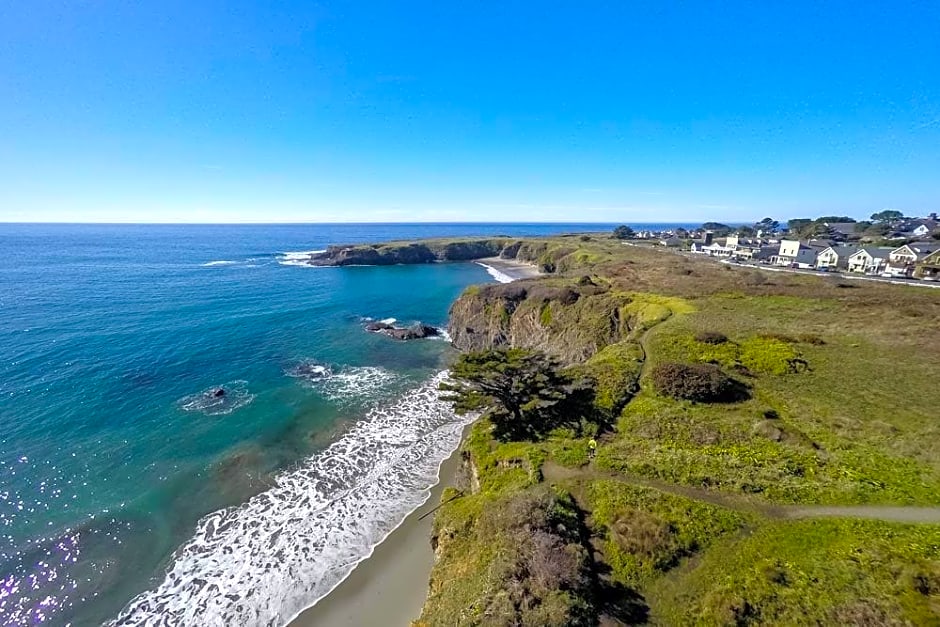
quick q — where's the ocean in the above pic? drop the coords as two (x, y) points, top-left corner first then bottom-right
(0, 222), (693, 626)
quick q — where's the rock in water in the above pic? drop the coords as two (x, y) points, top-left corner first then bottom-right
(366, 321), (440, 340)
(213, 388), (226, 398)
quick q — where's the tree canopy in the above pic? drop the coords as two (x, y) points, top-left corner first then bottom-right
(701, 222), (732, 236)
(814, 216), (856, 224)
(787, 218), (812, 234)
(612, 225), (635, 240)
(440, 348), (596, 441)
(871, 209), (904, 223)
(756, 217), (779, 233)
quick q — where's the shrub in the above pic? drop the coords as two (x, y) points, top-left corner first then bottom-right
(609, 508), (675, 556)
(650, 362), (748, 403)
(479, 488), (596, 626)
(695, 331), (729, 345)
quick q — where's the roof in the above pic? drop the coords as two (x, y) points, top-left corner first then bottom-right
(823, 222), (859, 235)
(793, 249), (818, 264)
(818, 245), (859, 257)
(918, 249), (940, 265)
(901, 219), (939, 233)
(850, 247), (892, 259)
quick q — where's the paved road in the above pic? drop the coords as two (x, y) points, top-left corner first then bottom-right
(622, 242), (940, 289)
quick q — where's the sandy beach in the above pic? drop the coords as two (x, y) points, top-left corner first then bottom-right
(289, 438), (465, 627)
(475, 256), (541, 281)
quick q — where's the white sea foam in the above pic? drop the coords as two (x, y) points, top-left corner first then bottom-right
(109, 372), (470, 627)
(475, 262), (515, 283)
(314, 366), (398, 403)
(378, 317), (397, 325)
(429, 327), (452, 342)
(176, 381), (255, 416)
(276, 250), (327, 267)
(284, 359), (333, 381)
(201, 260), (238, 267)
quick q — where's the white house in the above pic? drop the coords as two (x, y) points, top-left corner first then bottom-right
(815, 245), (858, 271)
(883, 244), (939, 277)
(772, 240), (820, 268)
(700, 242), (734, 257)
(905, 219), (938, 238)
(846, 247), (890, 274)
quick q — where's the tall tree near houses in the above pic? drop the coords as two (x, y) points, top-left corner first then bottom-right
(870, 209), (904, 224)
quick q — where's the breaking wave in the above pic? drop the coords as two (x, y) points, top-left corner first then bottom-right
(200, 260), (238, 267)
(475, 262), (515, 283)
(276, 250), (327, 267)
(176, 381), (255, 416)
(109, 372), (470, 627)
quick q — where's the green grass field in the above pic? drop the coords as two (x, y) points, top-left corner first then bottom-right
(418, 237), (940, 625)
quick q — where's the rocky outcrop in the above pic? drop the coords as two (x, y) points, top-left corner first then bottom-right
(365, 321), (441, 340)
(307, 239), (515, 266)
(447, 279), (631, 364)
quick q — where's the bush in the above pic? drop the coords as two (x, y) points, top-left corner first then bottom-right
(695, 331), (729, 345)
(650, 362), (748, 403)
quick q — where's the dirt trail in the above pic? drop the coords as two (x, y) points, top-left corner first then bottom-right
(578, 307), (940, 525)
(542, 461), (940, 524)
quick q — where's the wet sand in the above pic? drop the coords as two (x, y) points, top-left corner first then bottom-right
(289, 440), (464, 627)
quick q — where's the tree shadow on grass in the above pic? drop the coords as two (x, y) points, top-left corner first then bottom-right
(591, 558), (650, 625)
(596, 578), (650, 625)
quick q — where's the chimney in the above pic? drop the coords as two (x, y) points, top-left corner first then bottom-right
(703, 232), (714, 245)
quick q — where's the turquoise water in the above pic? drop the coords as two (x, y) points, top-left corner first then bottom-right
(0, 223), (687, 626)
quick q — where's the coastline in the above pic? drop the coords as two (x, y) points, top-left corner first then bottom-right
(287, 260), (528, 626)
(288, 428), (467, 627)
(474, 256), (541, 282)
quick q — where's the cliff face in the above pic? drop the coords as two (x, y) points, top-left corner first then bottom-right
(307, 238), (513, 266)
(304, 235), (615, 272)
(447, 279), (633, 364)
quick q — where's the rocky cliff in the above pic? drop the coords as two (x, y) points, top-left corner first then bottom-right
(306, 238), (514, 266)
(447, 277), (634, 364)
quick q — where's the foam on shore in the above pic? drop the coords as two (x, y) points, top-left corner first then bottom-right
(276, 250), (327, 267)
(109, 372), (471, 627)
(475, 261), (515, 283)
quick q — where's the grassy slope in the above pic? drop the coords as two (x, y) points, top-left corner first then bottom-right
(418, 237), (940, 625)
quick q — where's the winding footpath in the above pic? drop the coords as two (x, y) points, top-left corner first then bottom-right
(563, 315), (940, 525)
(542, 461), (940, 524)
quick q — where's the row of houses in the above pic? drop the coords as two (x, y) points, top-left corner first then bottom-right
(691, 237), (940, 280)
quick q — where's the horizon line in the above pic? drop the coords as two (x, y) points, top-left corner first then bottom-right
(0, 220), (733, 226)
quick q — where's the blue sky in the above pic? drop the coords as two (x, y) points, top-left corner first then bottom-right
(1, 1), (938, 223)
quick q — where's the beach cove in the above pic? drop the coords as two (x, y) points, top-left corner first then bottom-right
(0, 223), (597, 626)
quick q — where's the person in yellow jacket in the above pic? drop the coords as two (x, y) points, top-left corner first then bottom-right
(588, 438), (598, 457)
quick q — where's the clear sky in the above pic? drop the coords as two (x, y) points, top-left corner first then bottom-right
(1, 1), (938, 223)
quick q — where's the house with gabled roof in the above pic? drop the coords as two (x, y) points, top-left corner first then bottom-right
(883, 243), (939, 277)
(913, 249), (940, 280)
(814, 245), (859, 271)
(899, 219), (939, 239)
(846, 247), (891, 274)
(822, 222), (860, 240)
